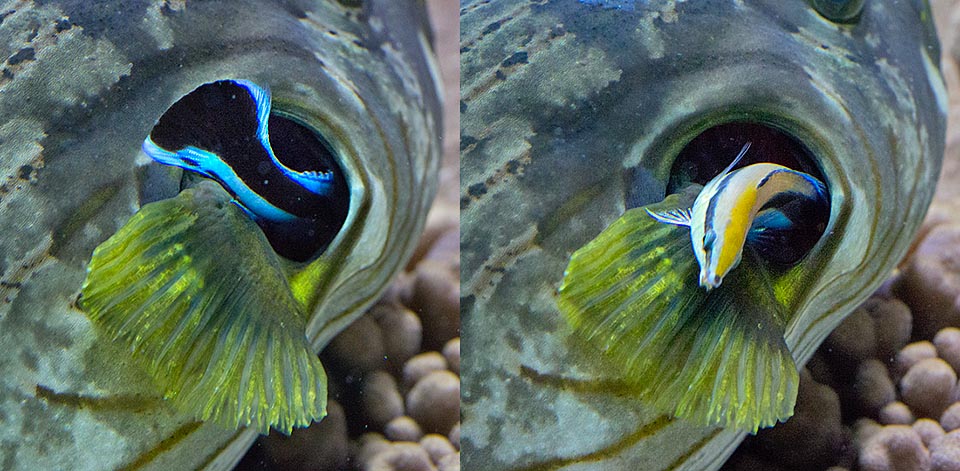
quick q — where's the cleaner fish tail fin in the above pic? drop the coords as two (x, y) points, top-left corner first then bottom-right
(80, 181), (326, 434)
(558, 187), (798, 433)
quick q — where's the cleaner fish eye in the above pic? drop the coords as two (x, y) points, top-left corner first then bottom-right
(143, 79), (350, 262)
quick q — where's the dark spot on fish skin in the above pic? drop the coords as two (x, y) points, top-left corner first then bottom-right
(54, 18), (73, 32)
(549, 25), (567, 38)
(159, 3), (182, 16)
(468, 182), (488, 198)
(460, 100), (468, 113)
(281, 5), (308, 19)
(2, 439), (18, 471)
(482, 19), (504, 35)
(19, 392), (74, 455)
(0, 281), (22, 289)
(20, 350), (38, 371)
(25, 23), (39, 42)
(336, 0), (362, 7)
(460, 46), (472, 53)
(0, 10), (14, 25)
(461, 135), (478, 151)
(501, 51), (529, 67)
(36, 0), (152, 47)
(505, 160), (521, 174)
(1, 69), (12, 80)
(328, 30), (338, 36)
(18, 165), (33, 180)
(460, 196), (471, 210)
(504, 366), (560, 437)
(495, 69), (506, 80)
(821, 44), (830, 50)
(505, 331), (522, 352)
(352, 39), (365, 48)
(7, 47), (35, 66)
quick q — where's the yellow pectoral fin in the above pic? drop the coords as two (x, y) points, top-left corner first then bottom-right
(80, 181), (326, 435)
(559, 188), (798, 432)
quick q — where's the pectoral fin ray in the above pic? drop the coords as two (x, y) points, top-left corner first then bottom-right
(80, 181), (326, 434)
(558, 187), (798, 432)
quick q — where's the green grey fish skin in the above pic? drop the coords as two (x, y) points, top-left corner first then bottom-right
(461, 1), (945, 470)
(0, 1), (440, 470)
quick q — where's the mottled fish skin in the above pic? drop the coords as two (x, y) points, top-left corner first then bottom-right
(0, 1), (440, 470)
(461, 1), (944, 470)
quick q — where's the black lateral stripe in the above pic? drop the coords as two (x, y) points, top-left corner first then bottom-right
(757, 170), (774, 188)
(756, 168), (823, 196)
(703, 170), (738, 234)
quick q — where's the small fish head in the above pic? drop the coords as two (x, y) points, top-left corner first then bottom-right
(693, 223), (725, 290)
(698, 268), (721, 291)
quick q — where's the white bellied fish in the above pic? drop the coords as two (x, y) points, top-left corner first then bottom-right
(648, 143), (828, 290)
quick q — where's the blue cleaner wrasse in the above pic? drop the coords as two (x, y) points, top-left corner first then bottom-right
(647, 142), (829, 290)
(558, 143), (829, 433)
(141, 79), (349, 262)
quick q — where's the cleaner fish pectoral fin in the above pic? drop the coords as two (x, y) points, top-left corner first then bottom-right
(646, 207), (693, 226)
(559, 185), (798, 432)
(80, 180), (326, 434)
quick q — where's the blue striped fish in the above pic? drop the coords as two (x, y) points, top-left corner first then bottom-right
(141, 79), (349, 261)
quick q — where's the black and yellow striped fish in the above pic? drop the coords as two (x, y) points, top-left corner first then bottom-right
(648, 143), (828, 290)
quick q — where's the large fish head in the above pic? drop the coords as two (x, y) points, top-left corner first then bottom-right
(0, 1), (440, 469)
(461, 0), (944, 469)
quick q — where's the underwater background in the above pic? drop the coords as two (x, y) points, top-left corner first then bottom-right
(723, 0), (960, 469)
(234, 0), (460, 469)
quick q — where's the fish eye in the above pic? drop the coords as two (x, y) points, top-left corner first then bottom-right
(810, 0), (866, 23)
(140, 80), (350, 262)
